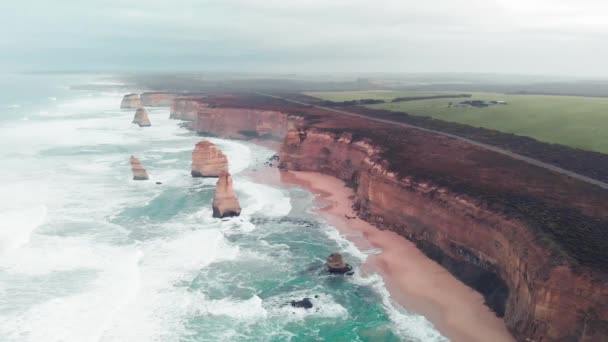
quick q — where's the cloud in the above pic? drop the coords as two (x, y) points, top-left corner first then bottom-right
(0, 0), (607, 76)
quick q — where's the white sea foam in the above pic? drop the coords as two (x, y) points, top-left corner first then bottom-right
(352, 272), (448, 342)
(236, 180), (292, 218)
(206, 137), (252, 175)
(321, 223), (368, 262)
(0, 206), (47, 254)
(196, 295), (268, 320)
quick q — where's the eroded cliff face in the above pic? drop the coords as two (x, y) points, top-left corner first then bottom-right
(121, 94), (142, 109)
(193, 106), (302, 140)
(140, 92), (179, 107)
(170, 98), (207, 121)
(279, 128), (608, 342)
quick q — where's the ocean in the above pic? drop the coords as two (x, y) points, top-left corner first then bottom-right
(0, 73), (447, 341)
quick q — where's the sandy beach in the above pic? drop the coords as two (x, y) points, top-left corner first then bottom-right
(276, 170), (515, 342)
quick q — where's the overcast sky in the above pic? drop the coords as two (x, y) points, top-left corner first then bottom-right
(1, 0), (607, 77)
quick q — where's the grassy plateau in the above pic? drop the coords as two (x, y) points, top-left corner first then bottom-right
(305, 91), (608, 154)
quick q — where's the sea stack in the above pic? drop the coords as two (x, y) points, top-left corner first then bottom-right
(132, 107), (151, 127)
(326, 253), (353, 275)
(121, 93), (142, 109)
(212, 171), (241, 218)
(130, 156), (149, 180)
(191, 141), (229, 177)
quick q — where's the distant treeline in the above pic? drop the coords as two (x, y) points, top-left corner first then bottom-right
(391, 94), (471, 103)
(319, 99), (387, 107)
(318, 94), (472, 107)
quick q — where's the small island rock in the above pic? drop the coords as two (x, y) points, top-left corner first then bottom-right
(132, 107), (151, 127)
(212, 171), (241, 218)
(326, 252), (353, 275)
(191, 141), (229, 177)
(290, 298), (313, 309)
(130, 156), (149, 180)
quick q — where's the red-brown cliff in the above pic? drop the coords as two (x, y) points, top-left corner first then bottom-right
(170, 97), (207, 121)
(191, 141), (228, 177)
(279, 128), (608, 342)
(193, 105), (302, 140)
(140, 92), (179, 107)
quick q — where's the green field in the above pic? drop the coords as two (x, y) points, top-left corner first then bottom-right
(305, 91), (608, 154)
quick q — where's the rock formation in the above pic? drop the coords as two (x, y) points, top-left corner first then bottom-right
(140, 92), (179, 107)
(290, 298), (313, 309)
(193, 105), (302, 140)
(121, 94), (142, 109)
(326, 252), (353, 274)
(191, 141), (229, 178)
(130, 156), (149, 180)
(212, 171), (241, 218)
(132, 107), (151, 127)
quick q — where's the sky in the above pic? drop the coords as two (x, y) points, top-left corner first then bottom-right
(1, 0), (607, 77)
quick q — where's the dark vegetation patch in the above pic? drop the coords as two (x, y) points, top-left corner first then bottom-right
(391, 94), (471, 103)
(319, 99), (386, 107)
(238, 130), (261, 138)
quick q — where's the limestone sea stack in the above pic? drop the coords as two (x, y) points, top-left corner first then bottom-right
(191, 141), (229, 177)
(212, 171), (241, 218)
(121, 93), (142, 109)
(130, 156), (149, 180)
(132, 107), (151, 127)
(326, 253), (353, 274)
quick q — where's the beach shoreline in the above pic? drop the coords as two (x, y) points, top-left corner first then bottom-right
(269, 170), (515, 342)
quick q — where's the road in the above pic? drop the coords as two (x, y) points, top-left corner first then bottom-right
(255, 92), (608, 190)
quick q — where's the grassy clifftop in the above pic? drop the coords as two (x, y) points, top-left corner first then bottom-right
(306, 91), (608, 154)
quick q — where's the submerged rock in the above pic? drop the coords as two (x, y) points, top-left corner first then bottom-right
(191, 141), (228, 177)
(130, 156), (149, 180)
(121, 93), (142, 109)
(327, 252), (353, 275)
(132, 107), (151, 127)
(212, 171), (241, 218)
(290, 298), (313, 309)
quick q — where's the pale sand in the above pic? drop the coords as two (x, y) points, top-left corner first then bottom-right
(278, 170), (515, 342)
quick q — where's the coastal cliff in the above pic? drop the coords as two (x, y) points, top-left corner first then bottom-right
(193, 106), (302, 140)
(170, 97), (207, 121)
(140, 92), (179, 107)
(279, 128), (608, 342)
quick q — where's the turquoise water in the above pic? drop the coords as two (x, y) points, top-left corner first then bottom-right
(0, 74), (447, 341)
